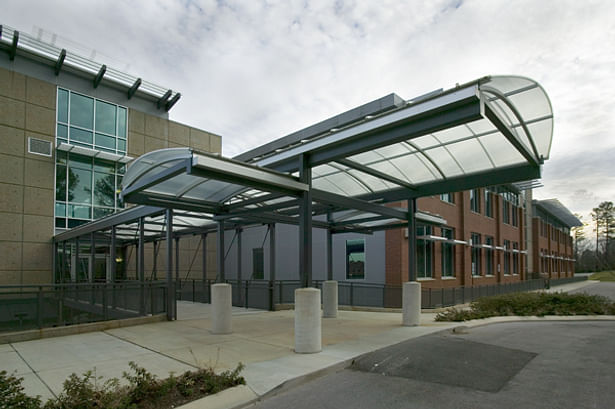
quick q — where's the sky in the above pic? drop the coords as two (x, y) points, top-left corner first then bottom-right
(3, 0), (615, 225)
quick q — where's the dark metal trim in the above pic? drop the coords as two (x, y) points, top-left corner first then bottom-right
(127, 78), (142, 99)
(311, 188), (407, 220)
(94, 64), (106, 88)
(9, 30), (19, 61)
(54, 49), (66, 76)
(335, 158), (416, 190)
(165, 93), (181, 111)
(157, 89), (172, 109)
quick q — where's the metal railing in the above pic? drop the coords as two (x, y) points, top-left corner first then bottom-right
(0, 282), (167, 333)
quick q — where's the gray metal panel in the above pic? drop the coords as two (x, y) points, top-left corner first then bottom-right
(533, 199), (582, 227)
(234, 93), (405, 162)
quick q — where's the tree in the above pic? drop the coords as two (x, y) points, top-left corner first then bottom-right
(591, 201), (615, 270)
(571, 214), (588, 272)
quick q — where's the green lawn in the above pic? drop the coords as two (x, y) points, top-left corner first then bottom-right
(589, 271), (615, 281)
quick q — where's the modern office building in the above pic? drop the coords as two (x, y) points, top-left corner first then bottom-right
(1, 24), (578, 293)
(0, 25), (221, 285)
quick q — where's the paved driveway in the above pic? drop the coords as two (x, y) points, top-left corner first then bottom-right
(250, 321), (615, 409)
(569, 281), (615, 301)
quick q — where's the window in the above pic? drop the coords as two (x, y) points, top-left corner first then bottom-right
(55, 151), (125, 229)
(504, 240), (511, 275)
(252, 248), (264, 279)
(346, 239), (365, 279)
(56, 88), (127, 155)
(513, 242), (519, 275)
(441, 228), (454, 277)
(417, 226), (433, 278)
(471, 233), (481, 276)
(440, 193), (454, 204)
(470, 189), (480, 213)
(511, 205), (518, 226)
(503, 202), (510, 224)
(485, 189), (493, 217)
(485, 236), (494, 276)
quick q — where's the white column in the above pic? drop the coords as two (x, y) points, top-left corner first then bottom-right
(322, 280), (338, 318)
(294, 288), (321, 353)
(402, 281), (421, 326)
(211, 283), (232, 334)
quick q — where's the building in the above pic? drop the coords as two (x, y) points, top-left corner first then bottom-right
(1, 23), (575, 295)
(0, 25), (221, 285)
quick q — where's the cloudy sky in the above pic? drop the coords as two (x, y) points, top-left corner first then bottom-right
(4, 0), (614, 224)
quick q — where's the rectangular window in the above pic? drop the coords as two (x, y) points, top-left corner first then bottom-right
(470, 189), (480, 213)
(252, 248), (264, 280)
(485, 190), (493, 218)
(504, 240), (511, 275)
(346, 239), (365, 280)
(471, 233), (481, 276)
(440, 193), (454, 204)
(56, 88), (127, 155)
(417, 226), (433, 278)
(513, 242), (519, 275)
(441, 227), (454, 277)
(512, 205), (518, 227)
(485, 236), (494, 276)
(503, 202), (510, 224)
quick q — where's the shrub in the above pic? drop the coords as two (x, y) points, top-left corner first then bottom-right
(0, 370), (42, 409)
(435, 291), (615, 322)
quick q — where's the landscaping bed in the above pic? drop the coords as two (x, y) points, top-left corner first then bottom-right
(0, 361), (245, 409)
(435, 291), (615, 322)
(589, 271), (615, 282)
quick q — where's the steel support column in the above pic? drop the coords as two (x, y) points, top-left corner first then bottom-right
(165, 209), (174, 320)
(236, 228), (243, 305)
(138, 217), (145, 314)
(299, 154), (312, 287)
(217, 220), (225, 282)
(62, 241), (67, 283)
(74, 237), (80, 282)
(175, 236), (180, 292)
(326, 212), (333, 281)
(268, 223), (276, 311)
(52, 241), (57, 283)
(110, 227), (116, 283)
(201, 233), (208, 301)
(89, 233), (95, 284)
(407, 199), (417, 282)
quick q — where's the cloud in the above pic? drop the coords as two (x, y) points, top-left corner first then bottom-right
(3, 0), (615, 218)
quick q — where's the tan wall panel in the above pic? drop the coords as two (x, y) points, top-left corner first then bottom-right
(0, 67), (26, 100)
(144, 135), (168, 152)
(0, 270), (21, 284)
(189, 128), (211, 152)
(22, 215), (54, 243)
(0, 242), (22, 270)
(22, 242), (52, 270)
(144, 115), (169, 140)
(25, 77), (56, 109)
(169, 121), (190, 146)
(0, 212), (23, 241)
(210, 135), (222, 154)
(25, 104), (55, 136)
(0, 95), (25, 128)
(128, 131), (145, 157)
(24, 158), (54, 189)
(0, 154), (24, 184)
(128, 109), (145, 133)
(0, 124), (25, 156)
(23, 187), (54, 217)
(22, 270), (53, 284)
(0, 183), (24, 213)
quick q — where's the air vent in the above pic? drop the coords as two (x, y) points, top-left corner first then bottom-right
(28, 137), (52, 157)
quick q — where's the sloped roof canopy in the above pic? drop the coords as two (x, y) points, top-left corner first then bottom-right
(533, 199), (582, 228)
(121, 75), (553, 231)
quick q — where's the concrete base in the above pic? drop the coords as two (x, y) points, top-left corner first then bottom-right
(402, 281), (421, 326)
(211, 283), (232, 334)
(294, 288), (322, 353)
(322, 280), (338, 318)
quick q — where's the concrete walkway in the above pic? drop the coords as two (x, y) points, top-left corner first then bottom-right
(0, 279), (603, 407)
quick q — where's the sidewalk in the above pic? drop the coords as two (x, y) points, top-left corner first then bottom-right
(0, 278), (601, 407)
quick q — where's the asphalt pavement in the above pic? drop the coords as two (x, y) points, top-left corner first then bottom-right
(248, 320), (615, 409)
(569, 280), (615, 301)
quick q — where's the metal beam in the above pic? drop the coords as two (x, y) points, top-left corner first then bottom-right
(225, 192), (286, 211)
(311, 188), (407, 220)
(93, 64), (106, 88)
(126, 191), (221, 214)
(165, 209), (174, 320)
(326, 212), (333, 281)
(122, 160), (191, 200)
(157, 89), (172, 109)
(9, 30), (18, 61)
(110, 226), (117, 283)
(89, 233), (95, 284)
(299, 154), (312, 287)
(407, 199), (417, 282)
(217, 220), (225, 282)
(483, 102), (539, 167)
(127, 78), (142, 99)
(165, 92), (181, 111)
(335, 158), (416, 190)
(215, 199), (298, 220)
(201, 233), (208, 298)
(139, 217), (145, 314)
(237, 227), (242, 303)
(54, 49), (66, 76)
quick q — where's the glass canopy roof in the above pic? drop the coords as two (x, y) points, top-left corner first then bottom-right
(56, 74), (553, 242)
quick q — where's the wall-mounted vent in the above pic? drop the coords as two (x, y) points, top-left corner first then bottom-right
(28, 137), (52, 157)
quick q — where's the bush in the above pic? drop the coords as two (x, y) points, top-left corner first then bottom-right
(435, 291), (615, 321)
(0, 370), (42, 409)
(1, 362), (245, 409)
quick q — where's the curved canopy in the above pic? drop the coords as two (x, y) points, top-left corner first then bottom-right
(121, 75), (552, 231)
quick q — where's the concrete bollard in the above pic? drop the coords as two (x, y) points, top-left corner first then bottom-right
(322, 280), (338, 318)
(211, 283), (232, 334)
(402, 281), (421, 326)
(294, 288), (322, 353)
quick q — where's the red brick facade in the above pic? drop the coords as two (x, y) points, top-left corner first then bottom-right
(385, 188), (574, 288)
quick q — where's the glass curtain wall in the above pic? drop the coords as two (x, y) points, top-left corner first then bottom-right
(441, 227), (454, 277)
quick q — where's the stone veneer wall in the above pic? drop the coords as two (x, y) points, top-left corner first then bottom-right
(0, 65), (222, 284)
